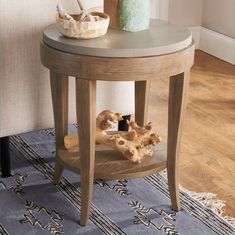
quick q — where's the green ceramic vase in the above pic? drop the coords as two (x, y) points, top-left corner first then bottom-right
(119, 0), (150, 32)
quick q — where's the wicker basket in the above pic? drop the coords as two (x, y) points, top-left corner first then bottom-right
(57, 12), (110, 39)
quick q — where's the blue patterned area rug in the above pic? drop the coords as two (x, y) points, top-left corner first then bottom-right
(0, 127), (234, 235)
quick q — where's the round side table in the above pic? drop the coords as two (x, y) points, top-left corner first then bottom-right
(40, 19), (195, 225)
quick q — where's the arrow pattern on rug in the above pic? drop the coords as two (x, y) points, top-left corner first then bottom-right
(95, 179), (131, 196)
(8, 132), (235, 235)
(144, 174), (234, 235)
(9, 173), (28, 196)
(11, 135), (127, 235)
(129, 200), (179, 235)
(20, 200), (64, 235)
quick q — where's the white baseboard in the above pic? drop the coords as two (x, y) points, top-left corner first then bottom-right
(200, 27), (235, 65)
(188, 26), (235, 64)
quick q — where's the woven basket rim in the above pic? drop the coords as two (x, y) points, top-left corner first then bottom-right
(58, 11), (110, 22)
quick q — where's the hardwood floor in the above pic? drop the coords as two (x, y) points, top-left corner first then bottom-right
(148, 50), (235, 217)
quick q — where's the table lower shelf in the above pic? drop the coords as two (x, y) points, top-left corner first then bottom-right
(58, 141), (167, 180)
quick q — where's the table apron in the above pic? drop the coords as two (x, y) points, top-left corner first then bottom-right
(40, 41), (195, 81)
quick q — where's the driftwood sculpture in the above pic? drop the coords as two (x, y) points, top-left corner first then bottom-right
(64, 110), (161, 163)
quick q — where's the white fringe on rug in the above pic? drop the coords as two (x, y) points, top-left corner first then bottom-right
(159, 170), (235, 228)
(181, 187), (235, 228)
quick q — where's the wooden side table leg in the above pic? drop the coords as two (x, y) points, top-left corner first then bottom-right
(167, 71), (190, 211)
(50, 71), (69, 184)
(135, 80), (151, 126)
(76, 78), (96, 226)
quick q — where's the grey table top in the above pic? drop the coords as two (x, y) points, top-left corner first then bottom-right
(43, 19), (192, 58)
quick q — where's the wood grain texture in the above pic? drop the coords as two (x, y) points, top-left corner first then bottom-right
(57, 141), (167, 180)
(103, 0), (120, 28)
(76, 78), (96, 225)
(53, 161), (64, 185)
(42, 37), (195, 224)
(167, 71), (190, 211)
(135, 80), (151, 126)
(148, 50), (235, 217)
(43, 22), (192, 58)
(50, 72), (69, 148)
(41, 42), (195, 81)
(50, 71), (68, 184)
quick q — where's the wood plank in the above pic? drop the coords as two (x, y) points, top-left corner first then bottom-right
(58, 141), (167, 180)
(41, 42), (195, 81)
(148, 50), (235, 217)
(76, 78), (96, 225)
(135, 80), (151, 126)
(167, 71), (190, 211)
(103, 0), (120, 28)
(50, 72), (69, 149)
(50, 71), (68, 184)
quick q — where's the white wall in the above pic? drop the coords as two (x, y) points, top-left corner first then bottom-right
(62, 0), (235, 64)
(84, 0), (103, 10)
(167, 0), (234, 38)
(84, 0), (162, 20)
(202, 0), (234, 38)
(168, 0), (202, 26)
(151, 0), (169, 20)
(166, 0), (235, 65)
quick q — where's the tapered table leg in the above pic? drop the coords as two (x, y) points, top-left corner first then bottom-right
(50, 71), (69, 184)
(0, 136), (11, 177)
(135, 80), (151, 126)
(76, 78), (96, 225)
(167, 71), (190, 211)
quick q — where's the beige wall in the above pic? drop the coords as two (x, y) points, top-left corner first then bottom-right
(168, 0), (202, 26)
(202, 0), (235, 38)
(0, 0), (134, 137)
(168, 0), (234, 38)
